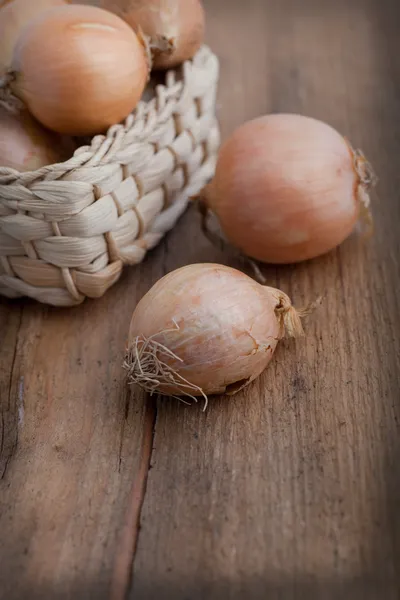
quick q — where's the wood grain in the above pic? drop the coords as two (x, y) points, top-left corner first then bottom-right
(0, 303), (22, 479)
(0, 0), (399, 599)
(130, 0), (400, 599)
(0, 261), (163, 599)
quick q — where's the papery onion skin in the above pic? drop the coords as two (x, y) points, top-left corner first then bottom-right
(0, 0), (67, 72)
(0, 0), (31, 9)
(0, 107), (73, 171)
(204, 114), (375, 264)
(100, 0), (205, 69)
(126, 263), (304, 399)
(7, 4), (148, 135)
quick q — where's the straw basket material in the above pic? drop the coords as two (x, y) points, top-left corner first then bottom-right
(0, 46), (220, 307)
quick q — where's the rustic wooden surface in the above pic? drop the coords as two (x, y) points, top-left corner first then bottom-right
(1, 0), (399, 599)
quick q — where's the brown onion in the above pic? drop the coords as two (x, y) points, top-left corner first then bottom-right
(0, 107), (73, 171)
(100, 0), (205, 69)
(0, 4), (149, 135)
(0, 0), (67, 72)
(125, 263), (309, 407)
(202, 114), (377, 264)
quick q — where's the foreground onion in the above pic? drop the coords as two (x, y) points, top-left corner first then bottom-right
(124, 263), (309, 407)
(100, 0), (205, 69)
(0, 0), (67, 72)
(202, 114), (377, 264)
(0, 108), (73, 171)
(0, 4), (149, 135)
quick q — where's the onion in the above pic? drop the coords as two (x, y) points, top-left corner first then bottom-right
(0, 107), (74, 171)
(0, 4), (149, 135)
(0, 0), (67, 72)
(100, 0), (205, 69)
(202, 114), (377, 264)
(124, 263), (309, 407)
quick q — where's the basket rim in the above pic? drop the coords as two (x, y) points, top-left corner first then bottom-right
(0, 45), (219, 186)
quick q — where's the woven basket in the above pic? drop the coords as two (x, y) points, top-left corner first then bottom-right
(0, 46), (220, 307)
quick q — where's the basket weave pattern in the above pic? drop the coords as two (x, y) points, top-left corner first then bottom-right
(0, 47), (220, 307)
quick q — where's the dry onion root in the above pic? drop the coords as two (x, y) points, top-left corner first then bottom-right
(0, 4), (149, 135)
(201, 113), (378, 265)
(124, 263), (313, 409)
(100, 0), (205, 69)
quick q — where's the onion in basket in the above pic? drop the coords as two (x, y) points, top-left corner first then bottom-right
(0, 4), (149, 135)
(0, 0), (67, 72)
(0, 107), (74, 171)
(201, 114), (377, 264)
(100, 0), (205, 69)
(124, 263), (311, 408)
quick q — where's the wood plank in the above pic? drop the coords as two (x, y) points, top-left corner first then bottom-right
(130, 1), (400, 599)
(0, 301), (22, 479)
(1, 1), (399, 599)
(0, 257), (167, 599)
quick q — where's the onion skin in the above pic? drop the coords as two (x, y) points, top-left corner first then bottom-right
(0, 0), (19, 8)
(0, 108), (73, 171)
(6, 4), (148, 135)
(126, 263), (305, 401)
(204, 114), (376, 264)
(100, 0), (205, 69)
(0, 0), (67, 72)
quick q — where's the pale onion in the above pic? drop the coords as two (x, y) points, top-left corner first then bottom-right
(100, 0), (205, 69)
(124, 263), (309, 407)
(0, 0), (67, 72)
(0, 4), (149, 135)
(0, 108), (74, 171)
(202, 114), (377, 264)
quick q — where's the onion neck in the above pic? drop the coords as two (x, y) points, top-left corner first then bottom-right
(0, 70), (14, 95)
(347, 141), (377, 236)
(0, 70), (23, 112)
(353, 148), (377, 190)
(265, 287), (305, 338)
(149, 34), (175, 56)
(264, 286), (321, 339)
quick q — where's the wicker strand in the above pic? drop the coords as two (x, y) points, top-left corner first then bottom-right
(0, 46), (220, 307)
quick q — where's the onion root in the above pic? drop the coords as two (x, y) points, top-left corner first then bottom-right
(123, 324), (209, 410)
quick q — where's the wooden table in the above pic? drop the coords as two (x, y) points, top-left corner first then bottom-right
(1, 1), (399, 598)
